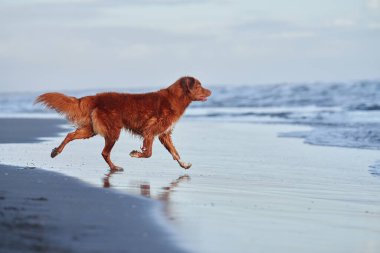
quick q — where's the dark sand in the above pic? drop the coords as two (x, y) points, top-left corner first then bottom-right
(0, 118), (188, 253)
(0, 118), (65, 143)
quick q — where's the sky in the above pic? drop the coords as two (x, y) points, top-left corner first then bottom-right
(0, 0), (379, 92)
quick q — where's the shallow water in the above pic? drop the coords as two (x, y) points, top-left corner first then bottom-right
(1, 120), (380, 253)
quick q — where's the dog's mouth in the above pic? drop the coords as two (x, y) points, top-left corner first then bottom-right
(195, 95), (210, 102)
(194, 88), (211, 102)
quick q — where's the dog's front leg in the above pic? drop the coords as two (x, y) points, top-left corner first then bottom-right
(158, 133), (192, 169)
(130, 136), (153, 158)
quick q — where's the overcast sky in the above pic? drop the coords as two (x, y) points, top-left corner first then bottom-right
(0, 0), (379, 92)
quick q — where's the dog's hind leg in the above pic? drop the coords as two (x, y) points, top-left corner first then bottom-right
(102, 136), (123, 171)
(91, 108), (123, 171)
(51, 126), (95, 158)
(129, 136), (154, 158)
(158, 132), (192, 169)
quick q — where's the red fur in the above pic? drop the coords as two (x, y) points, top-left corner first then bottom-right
(35, 76), (211, 171)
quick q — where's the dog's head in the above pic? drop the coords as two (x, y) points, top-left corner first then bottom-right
(179, 76), (212, 102)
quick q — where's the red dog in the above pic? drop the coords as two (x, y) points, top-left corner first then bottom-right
(36, 77), (211, 171)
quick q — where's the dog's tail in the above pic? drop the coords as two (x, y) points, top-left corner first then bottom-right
(35, 93), (86, 125)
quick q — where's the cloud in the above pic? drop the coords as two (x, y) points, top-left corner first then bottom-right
(331, 19), (356, 28)
(235, 19), (298, 33)
(232, 18), (317, 40)
(368, 22), (380, 29)
(367, 0), (380, 9)
(270, 31), (316, 39)
(1, 0), (214, 8)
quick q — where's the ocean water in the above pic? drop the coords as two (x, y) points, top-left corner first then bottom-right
(1, 80), (380, 151)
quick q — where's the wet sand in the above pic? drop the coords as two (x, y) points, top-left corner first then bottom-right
(0, 118), (65, 143)
(1, 118), (380, 253)
(0, 118), (189, 253)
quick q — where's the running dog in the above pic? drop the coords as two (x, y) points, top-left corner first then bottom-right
(35, 77), (211, 171)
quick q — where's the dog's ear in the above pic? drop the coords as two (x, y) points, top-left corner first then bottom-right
(181, 77), (196, 93)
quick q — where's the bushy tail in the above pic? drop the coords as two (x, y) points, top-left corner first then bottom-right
(35, 93), (83, 124)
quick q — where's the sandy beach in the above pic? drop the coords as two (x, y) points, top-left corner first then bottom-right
(0, 118), (189, 253)
(1, 118), (380, 253)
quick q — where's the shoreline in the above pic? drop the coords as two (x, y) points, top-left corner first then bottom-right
(0, 118), (190, 253)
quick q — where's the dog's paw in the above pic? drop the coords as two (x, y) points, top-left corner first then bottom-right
(51, 148), (60, 158)
(111, 166), (124, 172)
(129, 150), (141, 158)
(178, 160), (192, 170)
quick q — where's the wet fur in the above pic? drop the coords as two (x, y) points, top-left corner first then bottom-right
(35, 77), (211, 171)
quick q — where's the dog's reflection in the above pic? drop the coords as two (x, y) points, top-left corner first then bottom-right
(103, 170), (190, 220)
(103, 170), (118, 188)
(140, 175), (190, 220)
(103, 170), (190, 206)
(139, 175), (190, 202)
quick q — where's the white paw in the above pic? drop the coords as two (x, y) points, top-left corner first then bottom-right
(111, 166), (124, 172)
(178, 160), (192, 169)
(129, 150), (140, 158)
